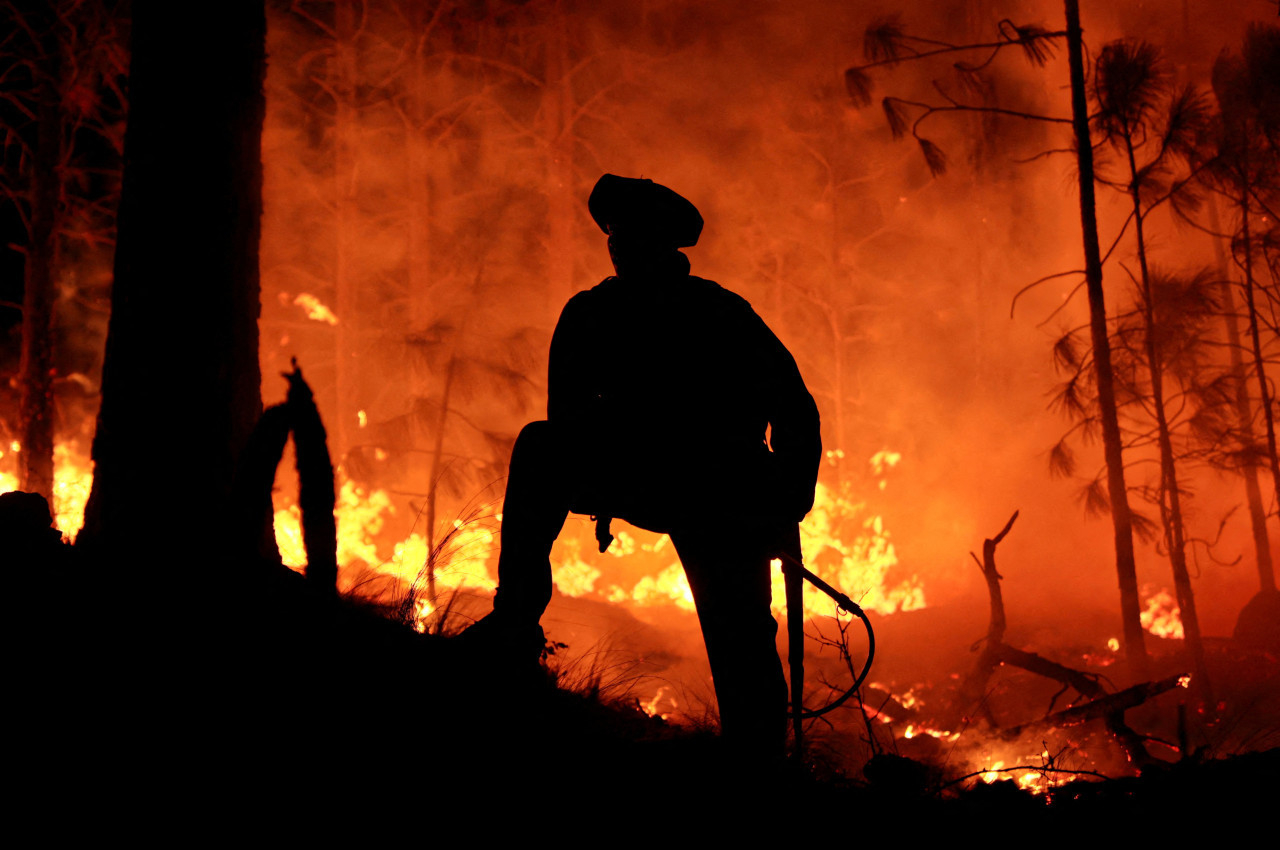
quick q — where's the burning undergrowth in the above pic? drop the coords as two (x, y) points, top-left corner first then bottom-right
(7, 436), (1275, 799)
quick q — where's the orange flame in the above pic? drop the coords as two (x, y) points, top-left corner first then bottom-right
(8, 444), (920, 625)
(0, 443), (93, 541)
(1139, 587), (1184, 640)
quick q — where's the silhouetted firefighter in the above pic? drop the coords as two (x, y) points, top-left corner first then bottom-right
(466, 174), (822, 759)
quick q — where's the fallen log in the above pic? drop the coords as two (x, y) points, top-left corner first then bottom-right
(1002, 674), (1188, 736)
(952, 511), (1185, 767)
(986, 643), (1104, 700)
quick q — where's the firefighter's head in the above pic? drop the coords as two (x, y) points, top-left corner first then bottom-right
(589, 174), (702, 278)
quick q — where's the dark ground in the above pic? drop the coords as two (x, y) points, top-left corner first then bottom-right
(9, 540), (1277, 837)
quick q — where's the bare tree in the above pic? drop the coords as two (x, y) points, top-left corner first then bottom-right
(1198, 24), (1280, 592)
(1, 0), (126, 501)
(843, 0), (1151, 675)
(1083, 39), (1214, 696)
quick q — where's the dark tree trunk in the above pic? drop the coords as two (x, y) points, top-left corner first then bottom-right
(1125, 142), (1211, 701)
(80, 2), (266, 578)
(1065, 0), (1148, 676)
(18, 20), (62, 503)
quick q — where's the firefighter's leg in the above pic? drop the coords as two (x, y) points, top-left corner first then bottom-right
(491, 420), (571, 623)
(670, 524), (788, 759)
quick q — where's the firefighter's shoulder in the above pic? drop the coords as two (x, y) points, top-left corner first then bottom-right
(685, 275), (758, 315)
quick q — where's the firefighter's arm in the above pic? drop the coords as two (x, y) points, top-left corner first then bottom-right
(755, 314), (822, 521)
(547, 292), (596, 430)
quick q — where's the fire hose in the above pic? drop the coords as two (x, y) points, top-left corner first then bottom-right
(779, 548), (876, 757)
(595, 515), (873, 754)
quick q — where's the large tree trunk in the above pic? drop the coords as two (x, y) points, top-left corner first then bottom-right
(1065, 0), (1148, 676)
(79, 2), (266, 577)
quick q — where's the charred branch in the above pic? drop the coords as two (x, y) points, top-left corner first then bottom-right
(1002, 674), (1188, 733)
(230, 363), (337, 594)
(955, 510), (1181, 768)
(1003, 674), (1189, 767)
(287, 362), (338, 594)
(986, 643), (1105, 700)
(231, 403), (291, 568)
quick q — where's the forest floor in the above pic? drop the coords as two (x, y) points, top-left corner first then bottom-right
(10, 550), (1277, 835)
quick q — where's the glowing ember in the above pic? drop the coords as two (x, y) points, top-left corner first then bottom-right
(903, 723), (958, 741)
(869, 450), (901, 490)
(411, 597), (434, 633)
(1083, 636), (1121, 666)
(641, 685), (677, 720)
(972, 749), (1063, 795)
(1017, 770), (1044, 792)
(292, 292), (339, 325)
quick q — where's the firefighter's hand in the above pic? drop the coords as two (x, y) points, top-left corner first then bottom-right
(764, 520), (803, 562)
(763, 454), (817, 522)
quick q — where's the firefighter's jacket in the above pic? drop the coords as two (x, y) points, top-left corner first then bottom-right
(548, 272), (821, 533)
